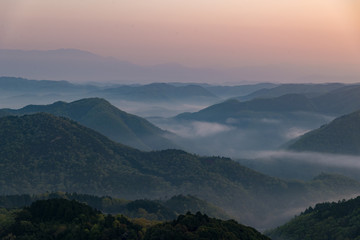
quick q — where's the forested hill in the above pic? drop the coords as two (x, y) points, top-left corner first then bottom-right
(267, 196), (360, 240)
(0, 97), (177, 151)
(1, 113), (360, 229)
(145, 211), (271, 240)
(288, 110), (360, 155)
(0, 192), (230, 221)
(0, 198), (270, 240)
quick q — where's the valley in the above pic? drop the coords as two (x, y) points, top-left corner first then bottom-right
(1, 77), (360, 238)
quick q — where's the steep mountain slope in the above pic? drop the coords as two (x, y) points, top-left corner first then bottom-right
(240, 83), (360, 116)
(288, 110), (360, 155)
(177, 84), (360, 123)
(0, 113), (157, 197)
(0, 98), (176, 151)
(177, 94), (318, 122)
(267, 196), (360, 240)
(240, 83), (345, 101)
(312, 84), (360, 115)
(202, 82), (277, 98)
(1, 113), (360, 229)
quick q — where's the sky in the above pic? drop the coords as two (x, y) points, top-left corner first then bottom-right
(0, 0), (359, 72)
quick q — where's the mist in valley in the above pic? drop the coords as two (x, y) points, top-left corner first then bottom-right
(149, 111), (334, 157)
(107, 99), (214, 118)
(237, 150), (360, 181)
(149, 110), (360, 184)
(2, 79), (360, 231)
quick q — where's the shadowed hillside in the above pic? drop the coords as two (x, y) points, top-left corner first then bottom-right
(0, 192), (230, 221)
(0, 98), (177, 151)
(1, 113), (360, 229)
(0, 198), (271, 240)
(288, 110), (360, 155)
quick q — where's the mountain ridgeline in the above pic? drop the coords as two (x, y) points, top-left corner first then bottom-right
(288, 110), (360, 155)
(97, 82), (220, 103)
(177, 94), (317, 122)
(1, 113), (360, 229)
(0, 76), (96, 93)
(240, 83), (346, 101)
(176, 83), (360, 123)
(0, 192), (230, 221)
(0, 49), (241, 83)
(0, 98), (177, 151)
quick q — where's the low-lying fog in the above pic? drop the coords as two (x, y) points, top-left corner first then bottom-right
(109, 99), (213, 118)
(147, 112), (360, 182)
(148, 112), (333, 156)
(236, 150), (360, 181)
(0, 92), (216, 118)
(4, 92), (360, 185)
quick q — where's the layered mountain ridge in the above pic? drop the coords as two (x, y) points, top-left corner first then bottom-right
(288, 110), (360, 155)
(0, 113), (359, 229)
(0, 98), (177, 151)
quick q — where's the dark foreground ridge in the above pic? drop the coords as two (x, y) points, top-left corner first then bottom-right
(0, 198), (270, 240)
(0, 192), (230, 221)
(1, 113), (360, 229)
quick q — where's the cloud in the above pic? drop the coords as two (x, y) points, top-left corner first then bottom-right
(239, 150), (360, 168)
(166, 121), (234, 138)
(283, 127), (310, 139)
(225, 118), (238, 124)
(235, 150), (360, 181)
(108, 99), (210, 117)
(259, 118), (282, 124)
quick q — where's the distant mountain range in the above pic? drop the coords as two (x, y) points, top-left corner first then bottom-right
(1, 113), (360, 229)
(1, 48), (359, 84)
(177, 94), (318, 122)
(203, 82), (277, 98)
(0, 49), (237, 83)
(0, 76), (278, 119)
(0, 98), (176, 151)
(0, 76), (271, 111)
(2, 76), (360, 116)
(95, 82), (220, 103)
(311, 85), (360, 115)
(170, 86), (360, 155)
(267, 196), (360, 240)
(288, 110), (360, 155)
(178, 84), (360, 122)
(240, 83), (346, 101)
(0, 76), (96, 93)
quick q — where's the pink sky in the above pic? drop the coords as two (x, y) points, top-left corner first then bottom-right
(0, 0), (359, 70)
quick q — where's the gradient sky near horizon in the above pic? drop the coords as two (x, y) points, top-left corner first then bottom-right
(0, 0), (359, 70)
